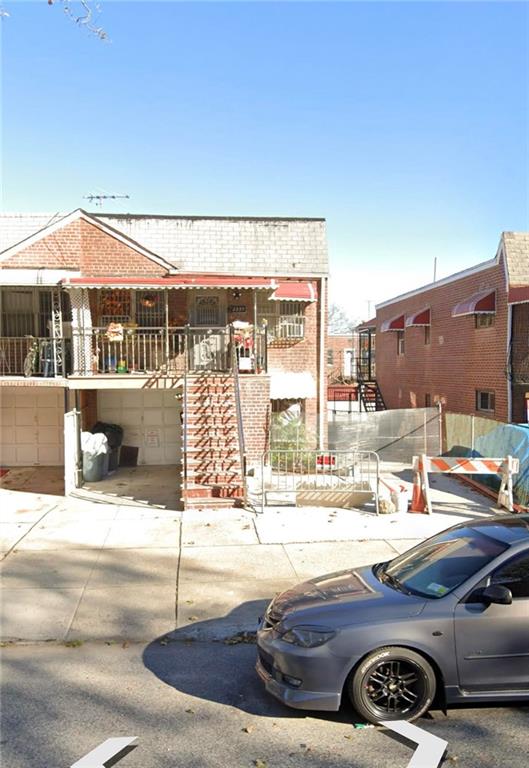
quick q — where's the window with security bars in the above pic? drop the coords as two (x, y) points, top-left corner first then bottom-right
(136, 291), (164, 327)
(257, 295), (305, 339)
(0, 288), (68, 337)
(98, 289), (132, 326)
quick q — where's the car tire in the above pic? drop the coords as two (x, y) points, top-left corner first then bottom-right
(347, 646), (436, 724)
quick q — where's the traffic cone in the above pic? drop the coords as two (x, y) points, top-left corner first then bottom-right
(410, 460), (426, 513)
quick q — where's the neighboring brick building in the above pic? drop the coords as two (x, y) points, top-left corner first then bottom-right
(375, 232), (529, 424)
(0, 209), (328, 506)
(326, 333), (358, 383)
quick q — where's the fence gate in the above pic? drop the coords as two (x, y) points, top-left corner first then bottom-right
(257, 449), (380, 514)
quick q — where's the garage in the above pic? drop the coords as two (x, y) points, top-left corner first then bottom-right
(0, 386), (64, 466)
(97, 389), (182, 466)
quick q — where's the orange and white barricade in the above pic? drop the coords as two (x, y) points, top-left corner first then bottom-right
(412, 454), (519, 514)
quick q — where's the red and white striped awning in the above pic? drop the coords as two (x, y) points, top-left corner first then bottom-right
(452, 290), (496, 316)
(405, 307), (431, 327)
(380, 314), (405, 332)
(269, 281), (316, 302)
(62, 276), (276, 290)
(508, 286), (529, 305)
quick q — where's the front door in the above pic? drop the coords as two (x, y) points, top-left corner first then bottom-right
(191, 292), (227, 371)
(454, 552), (529, 692)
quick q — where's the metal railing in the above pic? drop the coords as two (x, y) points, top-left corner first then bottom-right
(71, 325), (268, 376)
(230, 326), (247, 504)
(0, 336), (70, 377)
(258, 449), (380, 514)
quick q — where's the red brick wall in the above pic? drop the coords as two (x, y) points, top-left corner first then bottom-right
(327, 334), (358, 381)
(511, 303), (529, 423)
(239, 374), (271, 463)
(0, 218), (167, 277)
(376, 259), (509, 421)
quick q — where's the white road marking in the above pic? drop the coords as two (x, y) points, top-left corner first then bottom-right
(70, 737), (138, 768)
(380, 720), (447, 768)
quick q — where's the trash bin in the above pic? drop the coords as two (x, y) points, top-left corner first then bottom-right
(81, 431), (109, 482)
(91, 421), (124, 472)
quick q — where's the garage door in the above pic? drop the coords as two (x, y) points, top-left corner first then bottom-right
(97, 390), (182, 465)
(0, 387), (64, 466)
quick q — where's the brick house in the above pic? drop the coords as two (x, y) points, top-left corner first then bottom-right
(326, 333), (358, 383)
(375, 232), (529, 423)
(0, 209), (328, 506)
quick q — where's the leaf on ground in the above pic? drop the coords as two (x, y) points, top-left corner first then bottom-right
(253, 760), (267, 768)
(188, 615), (199, 621)
(159, 638), (169, 646)
(186, 599), (194, 604)
(223, 631), (256, 645)
(242, 726), (253, 734)
(185, 708), (195, 714)
(122, 641), (129, 648)
(64, 640), (83, 648)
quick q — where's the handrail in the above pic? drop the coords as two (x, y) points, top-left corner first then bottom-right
(182, 325), (190, 508)
(230, 324), (247, 504)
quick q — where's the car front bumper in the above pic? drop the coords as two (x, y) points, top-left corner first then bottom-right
(256, 628), (351, 712)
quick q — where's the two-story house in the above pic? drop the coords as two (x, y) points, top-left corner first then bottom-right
(0, 209), (328, 507)
(374, 232), (529, 423)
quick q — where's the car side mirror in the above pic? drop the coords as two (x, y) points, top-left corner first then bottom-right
(481, 584), (513, 606)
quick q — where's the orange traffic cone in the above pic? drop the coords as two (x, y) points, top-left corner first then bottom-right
(410, 460), (426, 513)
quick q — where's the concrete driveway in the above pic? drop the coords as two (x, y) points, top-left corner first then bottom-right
(0, 472), (497, 643)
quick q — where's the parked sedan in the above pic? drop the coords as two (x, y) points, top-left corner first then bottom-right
(256, 515), (529, 723)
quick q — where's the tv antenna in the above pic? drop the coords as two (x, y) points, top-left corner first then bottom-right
(83, 193), (130, 208)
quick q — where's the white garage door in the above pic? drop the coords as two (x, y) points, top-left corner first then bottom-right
(0, 387), (64, 466)
(97, 390), (182, 466)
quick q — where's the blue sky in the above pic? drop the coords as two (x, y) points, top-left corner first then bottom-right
(2, 1), (528, 319)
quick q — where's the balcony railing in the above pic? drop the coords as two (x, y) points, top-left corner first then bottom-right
(0, 336), (70, 377)
(70, 325), (268, 376)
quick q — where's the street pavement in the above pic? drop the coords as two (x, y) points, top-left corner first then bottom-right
(2, 641), (528, 768)
(0, 472), (497, 643)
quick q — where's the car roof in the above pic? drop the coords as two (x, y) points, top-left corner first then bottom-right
(462, 514), (529, 545)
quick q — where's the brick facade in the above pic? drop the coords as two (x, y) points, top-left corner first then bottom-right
(239, 375), (271, 463)
(327, 333), (358, 382)
(376, 257), (510, 421)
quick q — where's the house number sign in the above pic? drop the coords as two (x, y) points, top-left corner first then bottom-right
(228, 304), (246, 313)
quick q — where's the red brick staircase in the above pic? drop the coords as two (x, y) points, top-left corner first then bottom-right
(182, 373), (246, 509)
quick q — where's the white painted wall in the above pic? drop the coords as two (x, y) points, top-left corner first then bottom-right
(97, 389), (182, 465)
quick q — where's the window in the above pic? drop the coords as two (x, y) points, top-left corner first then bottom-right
(475, 314), (495, 328)
(327, 349), (334, 366)
(424, 326), (431, 345)
(476, 390), (495, 413)
(257, 295), (305, 339)
(136, 291), (164, 327)
(491, 554), (529, 599)
(397, 331), (405, 355)
(425, 394), (431, 407)
(99, 289), (132, 325)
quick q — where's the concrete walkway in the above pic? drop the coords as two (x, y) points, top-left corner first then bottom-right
(0, 472), (497, 643)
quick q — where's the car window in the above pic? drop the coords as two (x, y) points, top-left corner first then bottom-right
(381, 526), (508, 599)
(490, 552), (529, 599)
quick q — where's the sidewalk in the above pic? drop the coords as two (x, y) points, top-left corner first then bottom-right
(0, 473), (497, 643)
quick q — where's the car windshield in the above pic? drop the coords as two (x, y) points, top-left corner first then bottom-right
(377, 525), (509, 598)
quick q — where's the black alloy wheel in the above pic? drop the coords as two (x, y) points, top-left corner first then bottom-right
(348, 646), (436, 724)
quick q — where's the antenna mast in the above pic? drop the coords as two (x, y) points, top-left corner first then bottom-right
(83, 193), (130, 208)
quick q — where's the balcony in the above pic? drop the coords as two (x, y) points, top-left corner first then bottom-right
(0, 336), (71, 378)
(70, 325), (268, 377)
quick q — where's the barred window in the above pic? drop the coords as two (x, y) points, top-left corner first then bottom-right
(257, 295), (305, 339)
(476, 390), (495, 413)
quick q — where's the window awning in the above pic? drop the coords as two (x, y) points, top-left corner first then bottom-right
(62, 276), (276, 290)
(508, 286), (529, 304)
(269, 371), (316, 399)
(405, 307), (431, 327)
(380, 314), (405, 332)
(452, 290), (496, 317)
(269, 281), (316, 302)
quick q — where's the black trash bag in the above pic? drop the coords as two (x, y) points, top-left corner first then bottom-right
(91, 421), (124, 449)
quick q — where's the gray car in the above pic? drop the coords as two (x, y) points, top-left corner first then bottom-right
(256, 514), (529, 723)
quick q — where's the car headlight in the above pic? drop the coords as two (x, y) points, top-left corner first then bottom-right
(280, 625), (336, 648)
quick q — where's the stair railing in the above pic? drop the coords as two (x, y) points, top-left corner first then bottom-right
(182, 324), (190, 508)
(230, 324), (248, 504)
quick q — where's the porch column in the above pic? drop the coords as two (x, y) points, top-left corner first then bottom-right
(70, 287), (93, 375)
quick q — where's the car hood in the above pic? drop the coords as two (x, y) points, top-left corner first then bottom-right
(267, 565), (426, 628)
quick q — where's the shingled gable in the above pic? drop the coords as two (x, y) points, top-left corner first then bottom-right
(0, 209), (176, 277)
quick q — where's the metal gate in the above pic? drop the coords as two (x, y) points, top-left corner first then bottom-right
(258, 449), (380, 514)
(64, 409), (82, 494)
